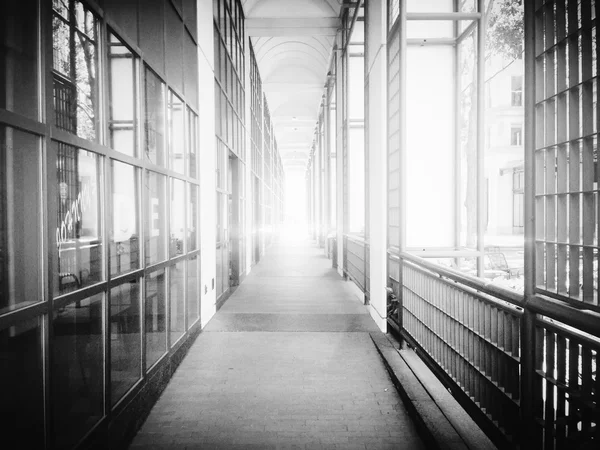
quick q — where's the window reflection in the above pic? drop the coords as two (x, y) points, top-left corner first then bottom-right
(188, 108), (198, 178)
(52, 294), (104, 449)
(188, 184), (198, 251)
(170, 262), (185, 345)
(52, 0), (98, 141)
(1, 0), (39, 120)
(109, 33), (136, 156)
(168, 91), (185, 173)
(110, 280), (141, 405)
(55, 143), (103, 297)
(111, 161), (139, 276)
(170, 179), (185, 258)
(0, 317), (44, 448)
(145, 171), (166, 265)
(1, 127), (42, 314)
(144, 67), (165, 166)
(145, 269), (166, 369)
(187, 256), (199, 328)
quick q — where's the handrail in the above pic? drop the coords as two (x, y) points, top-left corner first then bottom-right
(344, 233), (366, 245)
(391, 249), (524, 306)
(389, 248), (600, 339)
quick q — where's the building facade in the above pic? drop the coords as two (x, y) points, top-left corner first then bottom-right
(0, 0), (283, 448)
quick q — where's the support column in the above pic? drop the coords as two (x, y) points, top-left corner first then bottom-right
(244, 33), (253, 274)
(335, 36), (345, 274)
(198, 0), (217, 326)
(365, 0), (387, 331)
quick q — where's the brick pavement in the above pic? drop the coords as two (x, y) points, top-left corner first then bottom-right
(129, 240), (425, 450)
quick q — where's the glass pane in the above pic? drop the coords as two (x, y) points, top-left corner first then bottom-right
(55, 143), (103, 297)
(407, 0), (454, 13)
(349, 55), (364, 120)
(109, 34), (136, 156)
(145, 171), (166, 265)
(53, 294), (104, 449)
(407, 21), (454, 39)
(188, 109), (198, 178)
(188, 184), (198, 251)
(187, 256), (199, 328)
(144, 67), (165, 166)
(348, 127), (365, 234)
(0, 128), (42, 314)
(1, 0), (39, 120)
(459, 29), (478, 250)
(52, 1), (98, 141)
(110, 280), (141, 405)
(145, 269), (166, 369)
(111, 161), (139, 276)
(170, 261), (185, 345)
(168, 91), (185, 173)
(0, 317), (44, 448)
(484, 1), (524, 291)
(406, 45), (455, 248)
(170, 178), (185, 258)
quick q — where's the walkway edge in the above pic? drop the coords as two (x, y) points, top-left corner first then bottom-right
(370, 332), (497, 450)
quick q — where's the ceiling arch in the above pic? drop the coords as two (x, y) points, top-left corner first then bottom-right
(243, 0), (341, 173)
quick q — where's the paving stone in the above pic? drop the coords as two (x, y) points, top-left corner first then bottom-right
(129, 241), (425, 450)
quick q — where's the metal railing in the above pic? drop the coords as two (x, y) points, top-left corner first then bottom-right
(387, 249), (600, 448)
(344, 234), (369, 300)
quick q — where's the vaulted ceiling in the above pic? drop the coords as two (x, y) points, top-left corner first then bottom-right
(242, 0), (342, 173)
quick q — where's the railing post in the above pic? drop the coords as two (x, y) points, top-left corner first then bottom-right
(521, 0), (537, 446)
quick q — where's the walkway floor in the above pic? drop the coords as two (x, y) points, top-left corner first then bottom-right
(129, 238), (425, 450)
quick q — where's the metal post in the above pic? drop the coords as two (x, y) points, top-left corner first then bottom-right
(476, 0), (486, 277)
(521, 0), (537, 446)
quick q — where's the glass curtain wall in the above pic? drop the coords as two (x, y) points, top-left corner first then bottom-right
(249, 43), (263, 264)
(214, 0), (246, 297)
(0, 1), (201, 448)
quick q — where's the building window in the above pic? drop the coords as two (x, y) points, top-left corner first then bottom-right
(55, 143), (103, 297)
(513, 169), (524, 229)
(144, 67), (166, 166)
(511, 75), (522, 107)
(52, 0), (98, 141)
(510, 125), (522, 146)
(108, 33), (137, 156)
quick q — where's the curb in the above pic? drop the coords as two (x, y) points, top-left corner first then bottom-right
(370, 332), (496, 450)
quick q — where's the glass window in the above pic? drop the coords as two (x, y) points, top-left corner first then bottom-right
(188, 184), (198, 251)
(0, 317), (45, 448)
(108, 33), (137, 156)
(168, 90), (185, 173)
(170, 179), (185, 258)
(511, 75), (523, 107)
(52, 0), (98, 141)
(145, 171), (166, 265)
(52, 294), (104, 449)
(55, 143), (103, 297)
(144, 67), (165, 166)
(0, 0), (39, 120)
(1, 127), (42, 314)
(187, 108), (198, 178)
(145, 269), (166, 369)
(186, 256), (199, 327)
(170, 262), (185, 345)
(111, 161), (139, 276)
(110, 280), (141, 405)
(510, 125), (522, 146)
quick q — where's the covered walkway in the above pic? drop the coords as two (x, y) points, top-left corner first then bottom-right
(129, 239), (425, 449)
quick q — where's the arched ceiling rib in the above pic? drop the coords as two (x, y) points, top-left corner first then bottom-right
(242, 0), (341, 172)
